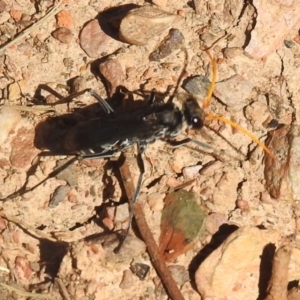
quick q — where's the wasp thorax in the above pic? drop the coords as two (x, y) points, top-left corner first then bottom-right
(183, 97), (205, 129)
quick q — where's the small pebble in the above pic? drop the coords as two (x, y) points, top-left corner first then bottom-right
(49, 185), (70, 208)
(102, 217), (114, 230)
(147, 193), (164, 211)
(205, 212), (229, 235)
(8, 82), (21, 100)
(149, 28), (184, 61)
(119, 6), (180, 46)
(29, 261), (40, 272)
(99, 59), (124, 97)
(168, 265), (189, 286)
(115, 203), (129, 223)
(130, 262), (150, 280)
(182, 165), (203, 179)
(10, 9), (22, 22)
(63, 57), (74, 69)
(15, 256), (33, 283)
(236, 199), (250, 211)
(10, 127), (39, 168)
(55, 159), (78, 187)
(223, 47), (244, 59)
(182, 75), (211, 98)
(119, 270), (134, 289)
(52, 27), (73, 44)
(80, 19), (111, 58)
(70, 76), (86, 94)
(214, 74), (253, 110)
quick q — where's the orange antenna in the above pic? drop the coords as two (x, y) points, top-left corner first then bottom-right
(202, 50), (217, 109)
(202, 50), (275, 159)
(206, 113), (276, 159)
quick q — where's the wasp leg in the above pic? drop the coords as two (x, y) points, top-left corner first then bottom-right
(132, 144), (146, 205)
(1, 148), (121, 202)
(61, 89), (114, 115)
(35, 85), (114, 115)
(86, 89), (114, 115)
(80, 148), (121, 160)
(167, 138), (212, 150)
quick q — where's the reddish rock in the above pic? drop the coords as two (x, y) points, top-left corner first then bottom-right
(15, 256), (33, 283)
(9, 127), (39, 169)
(236, 199), (250, 212)
(80, 20), (118, 58)
(56, 10), (73, 29)
(102, 217), (114, 230)
(10, 9), (22, 22)
(99, 59), (124, 97)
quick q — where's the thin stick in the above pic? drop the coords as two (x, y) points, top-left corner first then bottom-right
(118, 155), (185, 300)
(0, 1), (64, 55)
(0, 104), (59, 113)
(55, 278), (71, 300)
(0, 282), (57, 299)
(0, 213), (58, 242)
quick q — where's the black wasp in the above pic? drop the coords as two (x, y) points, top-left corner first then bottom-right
(2, 51), (212, 245)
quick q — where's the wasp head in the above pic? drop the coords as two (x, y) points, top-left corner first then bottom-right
(183, 96), (205, 130)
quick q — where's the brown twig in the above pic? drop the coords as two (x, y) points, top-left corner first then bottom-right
(0, 213), (58, 242)
(0, 282), (57, 299)
(118, 154), (185, 300)
(55, 278), (71, 300)
(0, 1), (64, 55)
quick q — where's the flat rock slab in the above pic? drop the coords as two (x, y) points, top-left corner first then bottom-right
(195, 226), (280, 300)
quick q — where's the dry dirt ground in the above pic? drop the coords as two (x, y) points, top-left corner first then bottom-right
(1, 0), (300, 299)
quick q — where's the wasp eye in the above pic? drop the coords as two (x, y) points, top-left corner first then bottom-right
(191, 116), (203, 129)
